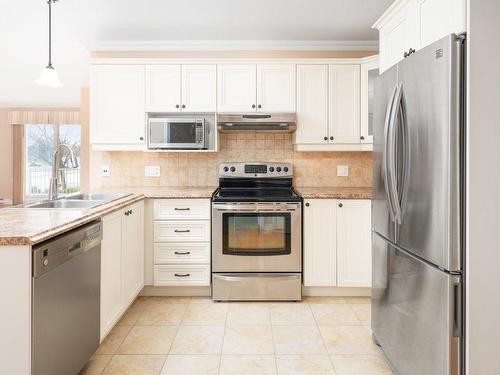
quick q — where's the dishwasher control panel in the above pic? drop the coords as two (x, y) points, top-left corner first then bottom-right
(32, 221), (102, 278)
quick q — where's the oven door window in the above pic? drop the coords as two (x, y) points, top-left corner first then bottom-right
(222, 213), (291, 256)
(167, 122), (196, 144)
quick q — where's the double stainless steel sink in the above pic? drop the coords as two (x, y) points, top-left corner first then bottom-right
(18, 192), (131, 209)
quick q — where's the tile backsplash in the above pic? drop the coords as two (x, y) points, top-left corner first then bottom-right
(89, 132), (372, 189)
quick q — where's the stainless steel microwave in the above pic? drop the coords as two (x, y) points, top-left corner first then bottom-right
(148, 117), (207, 150)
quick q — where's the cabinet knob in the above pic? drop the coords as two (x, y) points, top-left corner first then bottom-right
(330, 136), (334, 141)
(182, 104), (186, 109)
(252, 104), (256, 109)
(257, 104), (262, 109)
(323, 136), (328, 141)
(360, 135), (365, 140)
(305, 202), (310, 207)
(176, 104), (180, 108)
(139, 136), (144, 141)
(338, 203), (343, 208)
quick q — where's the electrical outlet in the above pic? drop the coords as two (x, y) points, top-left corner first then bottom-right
(101, 165), (110, 177)
(144, 165), (160, 177)
(337, 165), (349, 177)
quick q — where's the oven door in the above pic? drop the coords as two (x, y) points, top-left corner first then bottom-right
(148, 117), (205, 149)
(212, 202), (302, 272)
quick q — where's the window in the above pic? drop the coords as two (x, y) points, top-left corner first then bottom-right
(25, 124), (81, 199)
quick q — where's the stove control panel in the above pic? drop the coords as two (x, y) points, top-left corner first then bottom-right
(219, 162), (293, 178)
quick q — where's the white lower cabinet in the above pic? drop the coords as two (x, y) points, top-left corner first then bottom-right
(336, 200), (372, 287)
(152, 199), (211, 286)
(100, 200), (145, 340)
(303, 199), (372, 288)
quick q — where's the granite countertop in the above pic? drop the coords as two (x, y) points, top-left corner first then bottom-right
(295, 186), (373, 199)
(0, 186), (218, 246)
(0, 186), (371, 246)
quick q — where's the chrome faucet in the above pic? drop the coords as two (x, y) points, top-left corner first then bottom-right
(48, 144), (79, 200)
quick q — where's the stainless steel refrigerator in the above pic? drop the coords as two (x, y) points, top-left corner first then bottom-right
(372, 34), (465, 375)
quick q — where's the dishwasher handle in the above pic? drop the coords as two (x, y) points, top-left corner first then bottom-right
(33, 221), (102, 278)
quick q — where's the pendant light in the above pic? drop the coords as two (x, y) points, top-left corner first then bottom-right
(35, 0), (63, 87)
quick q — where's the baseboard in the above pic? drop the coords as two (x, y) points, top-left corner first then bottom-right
(139, 285), (369, 297)
(302, 286), (371, 297)
(140, 285), (211, 296)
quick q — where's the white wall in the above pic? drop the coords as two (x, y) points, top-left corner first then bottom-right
(467, 0), (500, 374)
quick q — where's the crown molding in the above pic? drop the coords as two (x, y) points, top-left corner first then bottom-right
(83, 39), (379, 52)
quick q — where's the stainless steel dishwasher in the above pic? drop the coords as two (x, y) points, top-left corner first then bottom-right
(32, 221), (102, 375)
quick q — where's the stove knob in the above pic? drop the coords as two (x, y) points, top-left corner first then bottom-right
(230, 166), (236, 172)
(223, 166), (229, 172)
(269, 167), (275, 172)
(276, 167), (282, 172)
(283, 167), (289, 172)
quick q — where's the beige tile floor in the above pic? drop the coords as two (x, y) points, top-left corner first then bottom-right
(80, 296), (393, 375)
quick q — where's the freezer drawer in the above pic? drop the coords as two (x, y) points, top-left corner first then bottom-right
(372, 232), (462, 375)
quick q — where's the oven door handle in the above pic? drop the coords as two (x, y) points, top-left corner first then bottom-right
(213, 274), (300, 282)
(213, 204), (299, 212)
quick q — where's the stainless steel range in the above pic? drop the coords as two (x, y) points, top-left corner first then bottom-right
(211, 162), (302, 301)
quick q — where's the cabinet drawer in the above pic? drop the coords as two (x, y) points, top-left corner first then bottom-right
(154, 242), (210, 264)
(154, 221), (210, 242)
(153, 199), (210, 220)
(154, 264), (210, 286)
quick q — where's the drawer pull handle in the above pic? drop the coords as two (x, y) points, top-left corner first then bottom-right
(174, 229), (191, 233)
(174, 208), (190, 211)
(174, 251), (191, 255)
(174, 273), (191, 277)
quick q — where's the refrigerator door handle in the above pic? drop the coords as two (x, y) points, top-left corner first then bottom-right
(391, 82), (410, 225)
(387, 83), (402, 224)
(383, 84), (398, 222)
(452, 279), (462, 337)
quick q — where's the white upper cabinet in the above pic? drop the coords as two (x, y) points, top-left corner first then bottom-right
(295, 64), (329, 145)
(303, 199), (337, 287)
(375, 2), (413, 73)
(257, 64), (296, 112)
(329, 65), (361, 144)
(145, 65), (216, 112)
(374, 0), (467, 72)
(217, 64), (257, 112)
(145, 65), (181, 112)
(360, 56), (379, 144)
(181, 65), (216, 112)
(90, 65), (145, 147)
(336, 200), (372, 288)
(217, 64), (296, 113)
(414, 0), (466, 49)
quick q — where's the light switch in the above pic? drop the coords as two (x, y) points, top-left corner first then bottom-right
(144, 165), (161, 177)
(101, 165), (110, 177)
(337, 165), (349, 177)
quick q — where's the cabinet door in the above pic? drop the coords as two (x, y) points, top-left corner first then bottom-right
(303, 199), (337, 286)
(336, 200), (372, 287)
(145, 65), (181, 112)
(90, 65), (145, 145)
(100, 210), (124, 339)
(329, 65), (361, 144)
(123, 201), (145, 306)
(360, 57), (378, 144)
(217, 64), (257, 112)
(378, 6), (413, 72)
(257, 64), (296, 112)
(414, 0), (466, 50)
(181, 65), (216, 112)
(295, 65), (329, 145)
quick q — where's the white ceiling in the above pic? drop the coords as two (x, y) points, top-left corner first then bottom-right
(0, 0), (392, 107)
